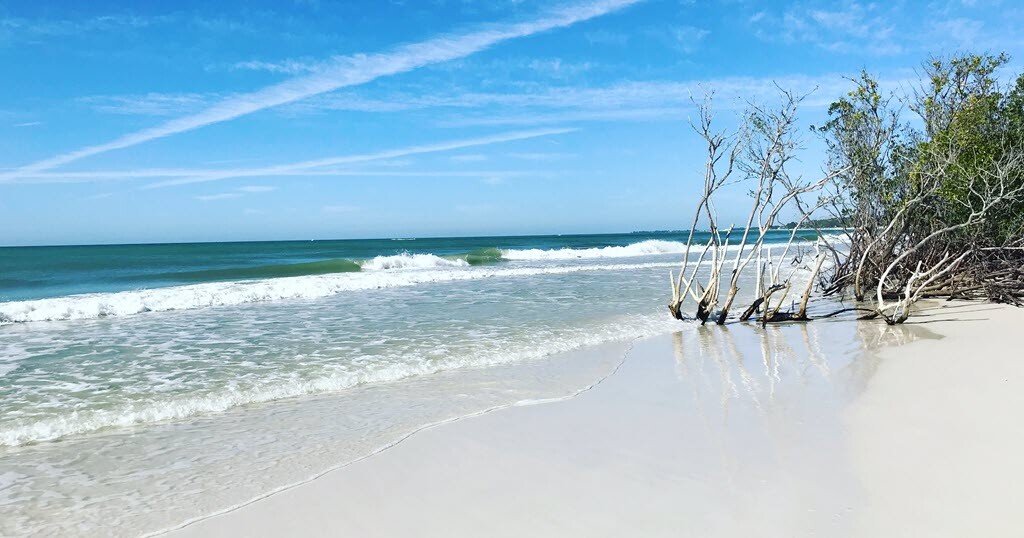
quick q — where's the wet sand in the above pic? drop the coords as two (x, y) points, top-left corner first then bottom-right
(164, 302), (1024, 538)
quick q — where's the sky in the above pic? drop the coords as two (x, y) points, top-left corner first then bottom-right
(1, 0), (1023, 245)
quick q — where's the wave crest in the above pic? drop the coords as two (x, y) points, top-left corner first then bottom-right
(361, 253), (468, 271)
(0, 262), (678, 324)
(502, 239), (686, 261)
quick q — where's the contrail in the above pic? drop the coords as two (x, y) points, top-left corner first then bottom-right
(8, 128), (576, 185)
(144, 127), (577, 187)
(0, 0), (640, 181)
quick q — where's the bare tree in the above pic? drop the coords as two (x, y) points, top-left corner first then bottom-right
(670, 89), (845, 325)
(669, 53), (1024, 327)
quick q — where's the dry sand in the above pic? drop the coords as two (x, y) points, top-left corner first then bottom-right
(164, 302), (1024, 538)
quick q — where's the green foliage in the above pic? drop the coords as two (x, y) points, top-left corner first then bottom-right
(913, 54), (1024, 243)
(821, 52), (1024, 247)
(814, 70), (905, 229)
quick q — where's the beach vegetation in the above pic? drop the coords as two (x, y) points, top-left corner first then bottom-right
(670, 52), (1024, 325)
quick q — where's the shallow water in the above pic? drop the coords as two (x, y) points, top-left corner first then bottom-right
(162, 321), (939, 538)
(0, 232), (831, 536)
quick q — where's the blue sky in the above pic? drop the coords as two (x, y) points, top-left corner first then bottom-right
(1, 0), (1022, 245)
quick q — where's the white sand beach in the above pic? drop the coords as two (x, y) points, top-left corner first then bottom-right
(163, 301), (1024, 538)
(6, 2), (1024, 537)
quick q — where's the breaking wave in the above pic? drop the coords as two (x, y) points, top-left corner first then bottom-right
(0, 262), (678, 324)
(501, 239), (687, 260)
(361, 253), (468, 271)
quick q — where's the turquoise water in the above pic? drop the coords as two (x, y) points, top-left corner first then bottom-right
(0, 231), (813, 302)
(0, 230), (825, 536)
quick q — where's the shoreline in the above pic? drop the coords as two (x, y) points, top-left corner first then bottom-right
(164, 302), (1024, 537)
(144, 341), (637, 538)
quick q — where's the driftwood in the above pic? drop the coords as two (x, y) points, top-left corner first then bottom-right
(667, 89), (847, 325)
(667, 59), (1024, 326)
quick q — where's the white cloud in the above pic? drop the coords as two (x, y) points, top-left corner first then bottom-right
(9, 168), (547, 184)
(0, 14), (172, 38)
(79, 93), (215, 116)
(297, 75), (863, 118)
(751, 2), (903, 56)
(238, 185), (277, 193)
(145, 127), (576, 187)
(229, 59), (318, 75)
(0, 0), (640, 181)
(426, 70), (924, 126)
(9, 129), (573, 186)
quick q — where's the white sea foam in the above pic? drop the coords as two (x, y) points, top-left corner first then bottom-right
(0, 312), (679, 447)
(361, 253), (467, 270)
(500, 237), (826, 261)
(0, 238), (829, 325)
(0, 262), (678, 324)
(502, 239), (687, 260)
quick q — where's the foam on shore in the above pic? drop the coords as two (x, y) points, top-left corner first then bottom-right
(0, 262), (679, 324)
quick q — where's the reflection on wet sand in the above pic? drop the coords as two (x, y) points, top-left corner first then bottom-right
(662, 317), (940, 533)
(671, 319), (938, 407)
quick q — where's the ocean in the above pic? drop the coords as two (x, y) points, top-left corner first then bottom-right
(0, 230), (821, 536)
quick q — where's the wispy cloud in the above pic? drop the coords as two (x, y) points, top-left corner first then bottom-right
(282, 74), (893, 128)
(0, 0), (640, 181)
(97, 79), (771, 119)
(750, 2), (903, 56)
(431, 56), (597, 81)
(79, 93), (215, 116)
(10, 169), (549, 184)
(11, 128), (574, 185)
(229, 59), (319, 75)
(145, 128), (576, 187)
(434, 73), (922, 126)
(0, 14), (172, 38)
(445, 107), (691, 126)
(294, 75), (862, 118)
(196, 184), (277, 201)
(13, 121), (43, 128)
